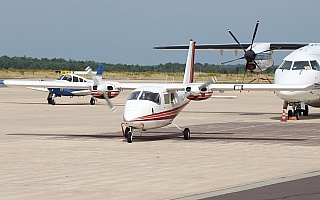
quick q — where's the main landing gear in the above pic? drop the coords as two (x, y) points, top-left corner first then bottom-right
(283, 101), (309, 120)
(47, 92), (56, 105)
(90, 97), (96, 105)
(122, 125), (191, 143)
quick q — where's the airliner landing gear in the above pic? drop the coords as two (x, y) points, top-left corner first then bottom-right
(283, 101), (308, 120)
(47, 93), (56, 105)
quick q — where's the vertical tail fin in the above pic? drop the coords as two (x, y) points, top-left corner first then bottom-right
(96, 63), (104, 82)
(183, 39), (196, 84)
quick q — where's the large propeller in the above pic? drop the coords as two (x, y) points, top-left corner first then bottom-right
(221, 20), (263, 72)
(86, 66), (116, 112)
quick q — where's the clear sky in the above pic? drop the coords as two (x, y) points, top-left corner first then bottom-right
(1, 0), (319, 66)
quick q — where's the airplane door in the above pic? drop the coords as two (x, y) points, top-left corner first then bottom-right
(163, 93), (172, 110)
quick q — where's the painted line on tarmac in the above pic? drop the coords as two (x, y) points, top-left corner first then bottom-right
(177, 170), (320, 200)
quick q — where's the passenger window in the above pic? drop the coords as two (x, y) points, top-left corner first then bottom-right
(164, 94), (169, 104)
(292, 61), (310, 70)
(278, 61), (292, 70)
(170, 93), (175, 103)
(310, 60), (320, 70)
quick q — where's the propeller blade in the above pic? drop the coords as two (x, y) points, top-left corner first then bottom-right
(253, 60), (263, 72)
(103, 93), (116, 112)
(85, 66), (99, 85)
(250, 20), (260, 49)
(220, 56), (245, 65)
(227, 29), (246, 52)
(198, 77), (216, 90)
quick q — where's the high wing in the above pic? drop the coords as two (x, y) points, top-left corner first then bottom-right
(0, 80), (91, 89)
(116, 82), (187, 92)
(209, 83), (316, 92)
(153, 42), (308, 51)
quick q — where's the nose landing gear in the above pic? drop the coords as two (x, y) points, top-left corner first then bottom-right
(283, 101), (309, 120)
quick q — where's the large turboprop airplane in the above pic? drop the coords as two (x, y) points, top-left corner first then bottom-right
(154, 21), (308, 73)
(274, 44), (320, 119)
(85, 40), (315, 143)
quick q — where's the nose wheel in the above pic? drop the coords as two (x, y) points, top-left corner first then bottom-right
(124, 126), (133, 143)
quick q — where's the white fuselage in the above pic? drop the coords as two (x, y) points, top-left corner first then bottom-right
(123, 86), (190, 130)
(274, 43), (320, 107)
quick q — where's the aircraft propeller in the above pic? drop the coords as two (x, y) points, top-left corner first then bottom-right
(221, 20), (267, 72)
(86, 66), (116, 112)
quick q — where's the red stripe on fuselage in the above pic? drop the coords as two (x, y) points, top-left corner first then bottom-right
(125, 101), (189, 122)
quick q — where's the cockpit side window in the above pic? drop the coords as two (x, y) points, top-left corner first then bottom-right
(73, 76), (79, 82)
(139, 91), (161, 105)
(278, 61), (292, 70)
(310, 60), (320, 71)
(292, 61), (310, 70)
(128, 91), (141, 100)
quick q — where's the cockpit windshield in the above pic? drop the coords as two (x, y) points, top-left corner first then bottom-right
(292, 61), (310, 70)
(128, 91), (141, 100)
(127, 90), (161, 104)
(278, 61), (292, 70)
(278, 60), (320, 71)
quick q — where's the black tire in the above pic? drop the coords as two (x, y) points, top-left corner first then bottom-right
(124, 127), (130, 138)
(47, 99), (52, 104)
(183, 128), (190, 140)
(294, 110), (300, 120)
(303, 105), (309, 116)
(288, 110), (293, 119)
(90, 98), (95, 105)
(127, 131), (133, 143)
(51, 99), (56, 105)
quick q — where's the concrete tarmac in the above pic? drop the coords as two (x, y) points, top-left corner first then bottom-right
(1, 86), (320, 200)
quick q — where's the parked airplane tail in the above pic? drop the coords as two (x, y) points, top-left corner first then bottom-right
(183, 39), (196, 84)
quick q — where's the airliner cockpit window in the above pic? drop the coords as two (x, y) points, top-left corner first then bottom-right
(62, 75), (72, 82)
(278, 61), (292, 70)
(128, 91), (141, 100)
(139, 91), (161, 104)
(310, 60), (320, 70)
(292, 61), (310, 70)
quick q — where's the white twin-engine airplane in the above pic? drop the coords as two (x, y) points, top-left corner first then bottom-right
(86, 40), (313, 143)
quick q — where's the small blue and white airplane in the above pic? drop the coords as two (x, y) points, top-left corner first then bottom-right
(0, 64), (121, 106)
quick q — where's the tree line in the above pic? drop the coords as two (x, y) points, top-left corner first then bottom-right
(0, 55), (277, 74)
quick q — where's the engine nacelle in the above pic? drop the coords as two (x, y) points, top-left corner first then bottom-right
(186, 86), (213, 101)
(91, 84), (120, 99)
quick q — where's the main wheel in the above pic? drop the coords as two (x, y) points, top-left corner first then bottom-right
(183, 128), (190, 140)
(124, 127), (130, 138)
(127, 131), (133, 143)
(47, 99), (52, 104)
(90, 98), (95, 105)
(303, 105), (309, 116)
(51, 99), (56, 105)
(295, 110), (300, 120)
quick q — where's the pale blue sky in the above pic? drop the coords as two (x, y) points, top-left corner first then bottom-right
(1, 0), (319, 65)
